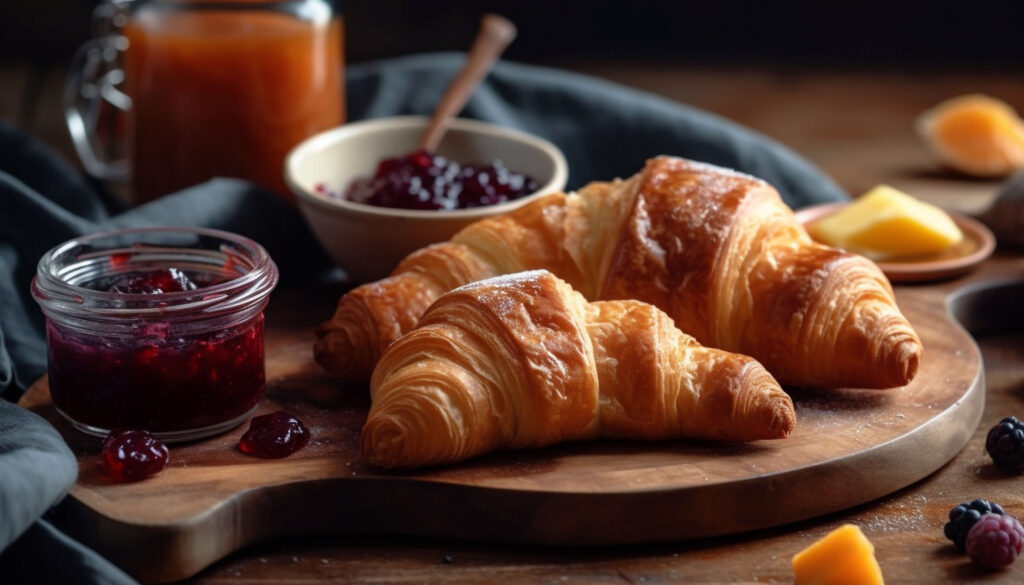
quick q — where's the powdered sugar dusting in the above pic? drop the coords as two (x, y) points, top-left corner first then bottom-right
(454, 270), (549, 294)
(652, 155), (767, 184)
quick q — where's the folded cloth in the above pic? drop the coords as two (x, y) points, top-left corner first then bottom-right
(347, 53), (848, 207)
(0, 519), (137, 585)
(0, 54), (847, 584)
(0, 401), (76, 550)
(0, 126), (330, 584)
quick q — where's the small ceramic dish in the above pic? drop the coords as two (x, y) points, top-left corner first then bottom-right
(795, 202), (996, 283)
(285, 116), (568, 283)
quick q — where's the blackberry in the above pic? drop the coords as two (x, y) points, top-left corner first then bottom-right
(965, 513), (1024, 569)
(986, 416), (1024, 473)
(944, 499), (1006, 551)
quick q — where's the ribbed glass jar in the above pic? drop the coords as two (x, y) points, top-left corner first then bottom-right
(31, 227), (279, 442)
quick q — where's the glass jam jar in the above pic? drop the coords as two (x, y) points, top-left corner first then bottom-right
(31, 227), (279, 442)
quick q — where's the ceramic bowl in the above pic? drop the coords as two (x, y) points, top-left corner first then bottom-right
(285, 116), (568, 283)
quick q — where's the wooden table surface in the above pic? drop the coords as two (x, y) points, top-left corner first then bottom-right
(5, 59), (1024, 583)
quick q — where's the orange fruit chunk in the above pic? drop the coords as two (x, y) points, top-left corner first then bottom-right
(792, 524), (885, 585)
(917, 94), (1024, 178)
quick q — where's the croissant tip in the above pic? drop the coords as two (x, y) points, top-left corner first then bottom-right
(870, 335), (923, 389)
(740, 362), (796, 441)
(361, 418), (406, 469)
(313, 325), (376, 381)
(769, 396), (798, 439)
(896, 338), (923, 386)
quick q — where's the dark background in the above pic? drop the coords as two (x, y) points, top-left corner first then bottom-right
(3, 0), (1024, 70)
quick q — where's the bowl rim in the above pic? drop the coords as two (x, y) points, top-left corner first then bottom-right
(285, 116), (569, 220)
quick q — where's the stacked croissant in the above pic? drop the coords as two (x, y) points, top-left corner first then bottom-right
(316, 156), (923, 469)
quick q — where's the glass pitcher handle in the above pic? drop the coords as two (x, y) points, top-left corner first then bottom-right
(63, 2), (132, 181)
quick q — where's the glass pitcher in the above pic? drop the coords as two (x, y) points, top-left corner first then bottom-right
(65, 0), (345, 204)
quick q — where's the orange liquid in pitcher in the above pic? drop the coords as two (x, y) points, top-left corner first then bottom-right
(124, 8), (344, 204)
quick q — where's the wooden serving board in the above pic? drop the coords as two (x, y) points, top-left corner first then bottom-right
(24, 256), (1023, 584)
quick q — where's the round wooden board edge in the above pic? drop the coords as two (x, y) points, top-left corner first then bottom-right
(43, 359), (984, 584)
(23, 274), (995, 584)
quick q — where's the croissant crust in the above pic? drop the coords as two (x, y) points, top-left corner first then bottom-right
(317, 156), (922, 389)
(363, 270), (796, 469)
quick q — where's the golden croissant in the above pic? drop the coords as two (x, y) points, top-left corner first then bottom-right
(317, 156), (922, 389)
(363, 270), (796, 469)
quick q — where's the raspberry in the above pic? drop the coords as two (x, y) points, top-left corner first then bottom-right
(986, 416), (1024, 473)
(944, 499), (1006, 551)
(965, 513), (1024, 569)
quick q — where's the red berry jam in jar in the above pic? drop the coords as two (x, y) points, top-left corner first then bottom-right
(31, 228), (279, 442)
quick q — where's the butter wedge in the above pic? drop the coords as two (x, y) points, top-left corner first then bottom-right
(808, 185), (963, 260)
(792, 524), (885, 585)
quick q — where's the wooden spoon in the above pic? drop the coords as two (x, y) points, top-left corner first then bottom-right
(418, 14), (517, 152)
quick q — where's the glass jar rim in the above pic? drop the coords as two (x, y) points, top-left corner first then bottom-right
(32, 226), (279, 320)
(124, 0), (335, 19)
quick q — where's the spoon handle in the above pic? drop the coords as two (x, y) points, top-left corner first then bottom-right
(418, 14), (517, 152)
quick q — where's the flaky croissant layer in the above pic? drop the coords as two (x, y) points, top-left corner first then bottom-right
(318, 156), (922, 390)
(363, 270), (795, 469)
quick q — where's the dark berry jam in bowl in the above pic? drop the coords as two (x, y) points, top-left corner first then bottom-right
(31, 227), (279, 442)
(286, 116), (569, 284)
(322, 149), (541, 211)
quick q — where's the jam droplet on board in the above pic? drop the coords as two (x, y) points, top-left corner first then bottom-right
(239, 411), (311, 458)
(101, 429), (170, 482)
